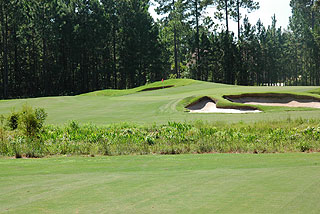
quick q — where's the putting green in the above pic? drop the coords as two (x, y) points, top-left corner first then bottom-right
(0, 79), (320, 125)
(1, 153), (320, 213)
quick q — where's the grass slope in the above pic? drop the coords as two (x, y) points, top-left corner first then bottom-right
(0, 79), (320, 125)
(1, 153), (320, 213)
(81, 79), (197, 97)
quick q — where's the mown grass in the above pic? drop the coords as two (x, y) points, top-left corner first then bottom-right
(81, 79), (197, 97)
(1, 79), (320, 125)
(1, 81), (320, 213)
(1, 153), (320, 213)
(1, 119), (320, 157)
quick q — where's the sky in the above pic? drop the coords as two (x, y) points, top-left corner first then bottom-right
(149, 0), (292, 32)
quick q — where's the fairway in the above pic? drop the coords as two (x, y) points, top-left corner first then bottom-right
(1, 79), (320, 125)
(1, 153), (320, 213)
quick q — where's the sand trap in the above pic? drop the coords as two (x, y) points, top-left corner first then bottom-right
(186, 97), (261, 114)
(224, 93), (320, 108)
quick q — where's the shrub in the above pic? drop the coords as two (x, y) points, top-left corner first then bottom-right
(7, 111), (20, 130)
(0, 115), (5, 126)
(68, 120), (80, 131)
(11, 137), (24, 158)
(35, 108), (47, 128)
(19, 104), (47, 137)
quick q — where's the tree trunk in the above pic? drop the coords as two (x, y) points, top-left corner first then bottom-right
(195, 0), (200, 79)
(311, 0), (315, 30)
(173, 0), (179, 78)
(112, 25), (117, 88)
(225, 0), (229, 33)
(237, 0), (240, 38)
(13, 24), (18, 97)
(174, 27), (179, 78)
(2, 4), (8, 98)
(42, 3), (49, 96)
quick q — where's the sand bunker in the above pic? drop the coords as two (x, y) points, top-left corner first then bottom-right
(186, 97), (261, 114)
(224, 93), (320, 108)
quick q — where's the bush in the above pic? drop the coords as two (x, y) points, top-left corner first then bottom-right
(35, 108), (47, 128)
(7, 111), (20, 130)
(4, 104), (48, 137)
(19, 104), (47, 137)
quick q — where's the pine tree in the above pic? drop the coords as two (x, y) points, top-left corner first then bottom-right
(155, 0), (189, 78)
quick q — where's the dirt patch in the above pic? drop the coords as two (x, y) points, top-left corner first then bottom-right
(224, 93), (320, 108)
(140, 85), (174, 92)
(186, 96), (261, 114)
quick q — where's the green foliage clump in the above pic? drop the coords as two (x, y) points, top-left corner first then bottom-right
(0, 105), (48, 158)
(7, 111), (20, 130)
(1, 118), (320, 157)
(4, 105), (48, 136)
(19, 105), (47, 136)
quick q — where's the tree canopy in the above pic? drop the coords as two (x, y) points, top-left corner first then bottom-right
(0, 0), (319, 99)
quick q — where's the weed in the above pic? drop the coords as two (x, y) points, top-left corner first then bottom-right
(1, 111), (320, 157)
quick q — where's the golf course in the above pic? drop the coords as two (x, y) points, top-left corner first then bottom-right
(2, 0), (320, 211)
(1, 79), (320, 124)
(1, 79), (320, 213)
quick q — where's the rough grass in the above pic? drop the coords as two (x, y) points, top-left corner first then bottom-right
(1, 119), (320, 157)
(1, 153), (320, 213)
(0, 79), (320, 125)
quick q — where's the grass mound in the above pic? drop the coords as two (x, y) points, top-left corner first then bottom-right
(81, 79), (196, 97)
(139, 85), (174, 92)
(224, 92), (320, 101)
(185, 96), (260, 113)
(224, 93), (320, 108)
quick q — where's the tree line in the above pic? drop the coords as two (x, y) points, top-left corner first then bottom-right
(0, 0), (319, 99)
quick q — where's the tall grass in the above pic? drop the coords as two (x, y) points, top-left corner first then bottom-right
(1, 118), (320, 157)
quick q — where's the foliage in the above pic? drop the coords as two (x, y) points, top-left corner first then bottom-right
(19, 104), (48, 137)
(0, 0), (319, 99)
(7, 111), (19, 130)
(1, 118), (320, 157)
(4, 105), (47, 135)
(0, 0), (165, 99)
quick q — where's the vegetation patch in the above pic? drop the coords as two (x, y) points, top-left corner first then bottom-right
(1, 106), (320, 157)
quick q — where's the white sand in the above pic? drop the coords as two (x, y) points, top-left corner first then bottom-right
(229, 96), (320, 108)
(187, 97), (261, 114)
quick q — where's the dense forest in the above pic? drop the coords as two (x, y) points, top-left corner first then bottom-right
(0, 0), (319, 99)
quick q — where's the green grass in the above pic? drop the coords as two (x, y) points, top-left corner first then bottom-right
(1, 79), (320, 125)
(81, 79), (197, 97)
(1, 80), (320, 213)
(1, 153), (320, 213)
